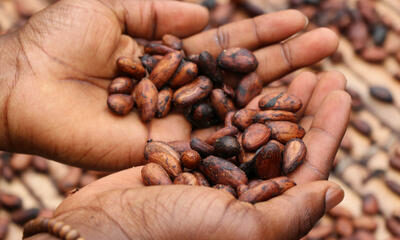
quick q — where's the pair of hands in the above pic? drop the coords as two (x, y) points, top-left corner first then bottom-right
(0, 0), (351, 239)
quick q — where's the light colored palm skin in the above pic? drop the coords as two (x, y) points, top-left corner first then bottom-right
(0, 1), (352, 239)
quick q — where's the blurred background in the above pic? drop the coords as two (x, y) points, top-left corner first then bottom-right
(1, 0), (400, 239)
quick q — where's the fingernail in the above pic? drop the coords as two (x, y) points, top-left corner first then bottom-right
(325, 186), (344, 212)
(304, 16), (309, 29)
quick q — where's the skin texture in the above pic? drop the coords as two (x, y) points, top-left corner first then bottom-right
(0, 1), (352, 239)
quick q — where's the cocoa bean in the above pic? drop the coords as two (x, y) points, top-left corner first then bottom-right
(236, 72), (263, 107)
(144, 42), (175, 55)
(117, 57), (146, 80)
(236, 184), (249, 197)
(353, 216), (377, 232)
(135, 78), (158, 122)
(162, 34), (182, 50)
(270, 140), (285, 153)
(347, 21), (369, 52)
(107, 94), (134, 116)
(9, 154), (32, 172)
(272, 176), (296, 193)
(372, 24), (388, 46)
(267, 121), (305, 143)
(210, 89), (236, 120)
(222, 83), (236, 99)
(361, 46), (387, 63)
(169, 60), (198, 88)
(248, 179), (262, 188)
(173, 76), (213, 107)
(217, 48), (258, 73)
(213, 184), (237, 197)
(224, 111), (235, 127)
(347, 88), (363, 111)
(140, 54), (159, 73)
(147, 152), (182, 178)
(353, 230), (375, 240)
(386, 178), (400, 196)
(232, 109), (257, 130)
(0, 217), (9, 240)
(200, 156), (248, 187)
(193, 171), (210, 186)
(258, 92), (302, 112)
(390, 156), (400, 171)
(167, 140), (191, 154)
(150, 51), (183, 89)
(213, 136), (241, 158)
(206, 126), (239, 145)
(386, 216), (400, 237)
(186, 102), (218, 128)
(144, 141), (181, 161)
(362, 194), (379, 215)
(369, 86), (393, 103)
(187, 54), (200, 64)
(108, 77), (134, 95)
(32, 156), (49, 173)
(0, 192), (22, 210)
(156, 87), (173, 118)
(254, 141), (282, 179)
(283, 138), (306, 175)
(174, 172), (199, 185)
(238, 179), (280, 203)
(181, 150), (201, 169)
(11, 208), (40, 225)
(357, 0), (379, 25)
(2, 165), (14, 182)
(330, 50), (343, 63)
(141, 163), (172, 186)
(242, 123), (271, 151)
(190, 138), (215, 157)
(254, 110), (297, 123)
(351, 118), (371, 137)
(336, 217), (354, 237)
(197, 51), (223, 83)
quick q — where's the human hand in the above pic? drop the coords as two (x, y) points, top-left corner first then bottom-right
(0, 0), (342, 171)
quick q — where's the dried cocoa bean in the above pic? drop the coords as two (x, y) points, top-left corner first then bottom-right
(193, 172), (210, 186)
(254, 141), (282, 179)
(213, 136), (241, 158)
(347, 88), (364, 111)
(140, 54), (159, 73)
(362, 194), (379, 215)
(107, 94), (134, 116)
(11, 208), (40, 225)
(135, 79), (158, 122)
(181, 150), (201, 169)
(32, 156), (48, 173)
(369, 86), (393, 103)
(174, 172), (199, 185)
(0, 192), (22, 210)
(217, 48), (258, 73)
(173, 76), (213, 107)
(238, 179), (280, 203)
(236, 184), (249, 197)
(222, 83), (235, 99)
(0, 217), (9, 240)
(190, 138), (215, 157)
(200, 156), (248, 187)
(351, 118), (372, 137)
(236, 72), (263, 107)
(267, 121), (305, 143)
(283, 138), (306, 175)
(213, 184), (237, 197)
(353, 216), (377, 232)
(242, 123), (271, 151)
(272, 176), (296, 193)
(108, 77), (134, 95)
(210, 89), (236, 120)
(2, 165), (14, 182)
(144, 42), (175, 55)
(347, 21), (369, 52)
(372, 24), (388, 46)
(156, 87), (173, 118)
(169, 60), (198, 88)
(162, 34), (182, 50)
(335, 217), (354, 237)
(186, 102), (218, 128)
(9, 154), (32, 172)
(197, 51), (223, 83)
(386, 216), (400, 237)
(361, 46), (387, 63)
(259, 92), (302, 112)
(224, 111), (235, 127)
(150, 51), (183, 89)
(206, 126), (239, 145)
(145, 141), (181, 161)
(147, 152), (182, 178)
(390, 156), (400, 171)
(117, 57), (146, 80)
(254, 110), (297, 123)
(167, 140), (191, 154)
(141, 163), (172, 186)
(232, 109), (257, 130)
(386, 178), (400, 196)
(248, 179), (262, 188)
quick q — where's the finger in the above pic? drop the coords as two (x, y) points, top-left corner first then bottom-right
(255, 181), (344, 240)
(183, 10), (307, 55)
(255, 28), (339, 84)
(290, 91), (351, 184)
(300, 71), (347, 130)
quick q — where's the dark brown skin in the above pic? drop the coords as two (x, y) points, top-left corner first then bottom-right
(210, 89), (236, 120)
(254, 110), (297, 122)
(351, 118), (372, 137)
(116, 57), (146, 80)
(242, 123), (271, 151)
(283, 138), (307, 175)
(236, 72), (263, 107)
(108, 77), (134, 95)
(217, 48), (259, 73)
(134, 79), (158, 122)
(169, 60), (198, 88)
(267, 121), (306, 143)
(162, 34), (183, 50)
(173, 76), (213, 107)
(255, 141), (282, 179)
(144, 41), (175, 55)
(141, 163), (172, 186)
(258, 92), (302, 112)
(107, 94), (134, 116)
(174, 172), (199, 185)
(156, 87), (173, 118)
(149, 51), (183, 89)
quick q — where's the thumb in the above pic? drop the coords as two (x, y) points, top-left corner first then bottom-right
(255, 181), (344, 240)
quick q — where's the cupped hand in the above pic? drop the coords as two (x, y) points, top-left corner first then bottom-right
(0, 0), (344, 171)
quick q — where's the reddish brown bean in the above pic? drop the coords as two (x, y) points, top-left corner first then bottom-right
(236, 72), (263, 107)
(213, 184), (237, 197)
(283, 138), (307, 175)
(173, 76), (213, 107)
(254, 141), (282, 179)
(174, 172), (199, 185)
(181, 150), (201, 169)
(217, 48), (258, 73)
(144, 42), (175, 55)
(141, 163), (172, 186)
(150, 51), (183, 89)
(169, 61), (198, 88)
(254, 110), (297, 123)
(206, 126), (239, 145)
(156, 87), (173, 118)
(108, 77), (134, 95)
(193, 172), (210, 187)
(258, 92), (302, 112)
(135, 79), (158, 122)
(242, 123), (271, 151)
(232, 109), (258, 130)
(162, 34), (182, 50)
(107, 94), (134, 116)
(117, 57), (146, 80)
(267, 121), (305, 143)
(210, 89), (236, 120)
(238, 179), (280, 203)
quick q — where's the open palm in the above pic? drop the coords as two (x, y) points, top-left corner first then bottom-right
(2, 0), (349, 173)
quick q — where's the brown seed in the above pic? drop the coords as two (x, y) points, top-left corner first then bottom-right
(135, 79), (158, 122)
(272, 176), (296, 194)
(347, 21), (369, 52)
(242, 123), (271, 151)
(187, 102), (218, 128)
(386, 216), (400, 237)
(169, 60), (198, 88)
(232, 109), (258, 130)
(149, 51), (183, 89)
(141, 163), (172, 186)
(144, 41), (175, 55)
(190, 138), (215, 157)
(369, 86), (393, 103)
(32, 156), (49, 173)
(217, 48), (258, 73)
(173, 76), (213, 107)
(236, 72), (263, 107)
(248, 179), (262, 188)
(236, 184), (249, 197)
(206, 126), (239, 145)
(193, 172), (210, 186)
(238, 179), (280, 203)
(197, 51), (223, 83)
(361, 46), (387, 63)
(362, 194), (379, 215)
(336, 217), (354, 237)
(351, 118), (372, 137)
(353, 216), (377, 232)
(390, 156), (400, 171)
(254, 110), (297, 123)
(11, 208), (40, 225)
(267, 121), (305, 143)
(213, 184), (237, 197)
(57, 167), (82, 194)
(283, 138), (306, 175)
(117, 57), (146, 80)
(156, 87), (173, 118)
(107, 94), (134, 116)
(210, 89), (236, 120)
(0, 192), (22, 210)
(224, 111), (235, 127)
(140, 54), (159, 73)
(9, 154), (32, 172)
(270, 140), (284, 153)
(254, 141), (282, 179)
(200, 156), (248, 188)
(0, 217), (9, 240)
(108, 77), (134, 95)
(162, 34), (182, 50)
(147, 152), (182, 178)
(329, 206), (353, 219)
(258, 92), (302, 112)
(347, 88), (364, 111)
(144, 141), (181, 161)
(174, 173), (199, 185)
(386, 178), (400, 196)
(167, 140), (191, 154)
(181, 150), (201, 169)
(213, 136), (241, 158)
